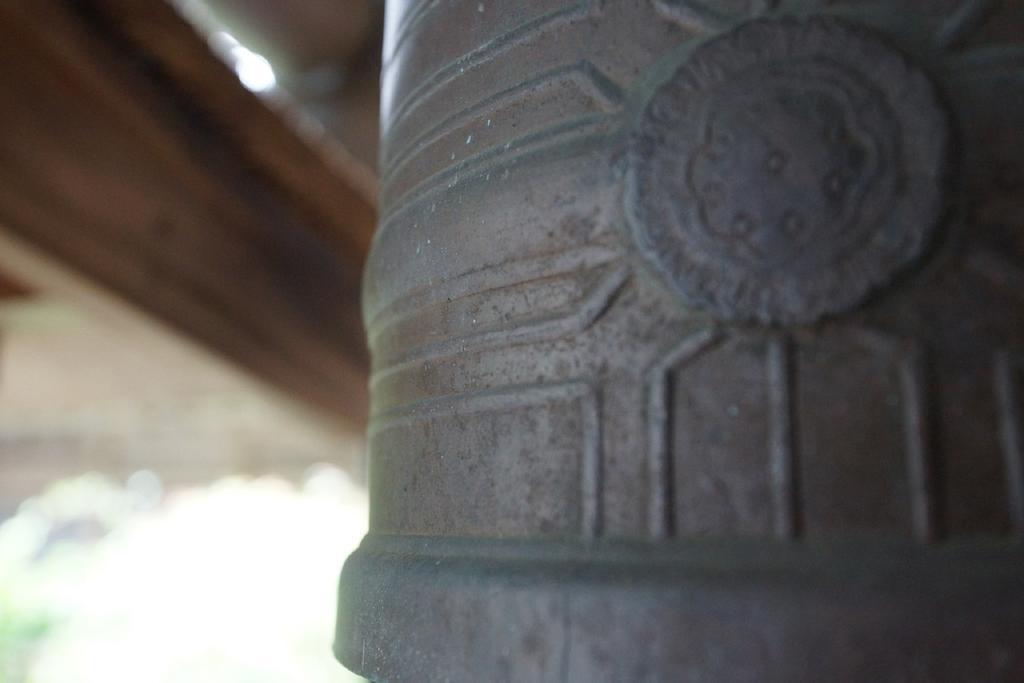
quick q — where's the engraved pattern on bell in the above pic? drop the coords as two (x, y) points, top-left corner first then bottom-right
(627, 16), (950, 324)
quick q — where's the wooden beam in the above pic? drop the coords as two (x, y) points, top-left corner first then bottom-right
(0, 270), (32, 300)
(0, 0), (374, 424)
(92, 0), (379, 247)
(197, 0), (380, 77)
(187, 0), (385, 170)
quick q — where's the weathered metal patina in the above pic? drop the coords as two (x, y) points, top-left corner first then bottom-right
(338, 1), (1024, 680)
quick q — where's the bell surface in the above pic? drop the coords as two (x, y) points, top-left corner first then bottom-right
(337, 1), (1024, 680)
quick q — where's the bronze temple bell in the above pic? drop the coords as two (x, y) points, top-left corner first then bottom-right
(337, 1), (1024, 680)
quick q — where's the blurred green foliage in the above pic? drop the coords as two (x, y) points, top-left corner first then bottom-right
(0, 470), (366, 683)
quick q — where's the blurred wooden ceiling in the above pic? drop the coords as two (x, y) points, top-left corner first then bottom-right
(0, 0), (383, 425)
(193, 0), (383, 170)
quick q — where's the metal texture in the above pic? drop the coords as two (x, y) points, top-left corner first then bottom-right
(338, 1), (1024, 680)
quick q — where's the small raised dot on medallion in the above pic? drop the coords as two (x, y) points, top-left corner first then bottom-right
(651, 98), (679, 124)
(702, 182), (724, 207)
(732, 213), (755, 236)
(766, 150), (787, 174)
(713, 131), (734, 149)
(782, 210), (806, 238)
(825, 171), (847, 200)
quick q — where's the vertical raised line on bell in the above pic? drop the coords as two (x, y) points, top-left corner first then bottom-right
(995, 351), (1024, 535)
(647, 368), (673, 539)
(580, 386), (603, 539)
(646, 328), (719, 539)
(767, 335), (800, 540)
(900, 348), (937, 542)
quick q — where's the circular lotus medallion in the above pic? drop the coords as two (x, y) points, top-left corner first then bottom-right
(626, 16), (949, 324)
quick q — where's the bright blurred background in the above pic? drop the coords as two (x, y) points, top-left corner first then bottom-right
(0, 1), (384, 679)
(0, 292), (370, 683)
(0, 469), (367, 683)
